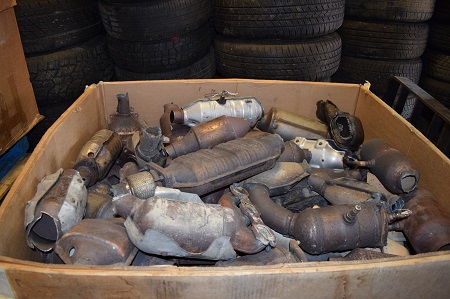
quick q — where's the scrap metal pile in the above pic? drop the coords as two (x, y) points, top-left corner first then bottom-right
(25, 91), (450, 266)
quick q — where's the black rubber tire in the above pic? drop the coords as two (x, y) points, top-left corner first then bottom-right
(98, 0), (211, 42)
(428, 22), (450, 53)
(332, 56), (422, 96)
(26, 35), (114, 106)
(433, 0), (450, 22)
(114, 47), (216, 80)
(15, 0), (103, 55)
(211, 0), (345, 39)
(107, 23), (211, 73)
(214, 33), (341, 81)
(422, 49), (450, 82)
(419, 76), (450, 109)
(345, 0), (436, 22)
(338, 20), (428, 60)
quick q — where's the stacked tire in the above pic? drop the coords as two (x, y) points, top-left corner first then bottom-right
(211, 0), (344, 81)
(15, 0), (114, 149)
(420, 0), (450, 109)
(332, 0), (435, 116)
(98, 0), (215, 80)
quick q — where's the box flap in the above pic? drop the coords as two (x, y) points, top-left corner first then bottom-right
(0, 5), (40, 155)
(0, 0), (16, 12)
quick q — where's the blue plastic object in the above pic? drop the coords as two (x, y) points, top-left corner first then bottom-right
(0, 136), (29, 179)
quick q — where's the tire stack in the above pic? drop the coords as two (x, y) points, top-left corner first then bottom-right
(98, 0), (215, 81)
(211, 0), (345, 82)
(15, 0), (114, 149)
(420, 0), (450, 109)
(333, 0), (435, 116)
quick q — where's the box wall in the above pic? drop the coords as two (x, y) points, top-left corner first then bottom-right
(355, 88), (450, 208)
(0, 85), (104, 261)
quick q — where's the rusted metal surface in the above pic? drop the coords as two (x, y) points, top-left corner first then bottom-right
(25, 169), (87, 252)
(230, 186), (276, 247)
(277, 141), (311, 163)
(391, 189), (450, 253)
(246, 183), (390, 254)
(243, 162), (309, 196)
(308, 174), (404, 212)
(144, 133), (284, 196)
(107, 93), (141, 148)
(316, 100), (365, 151)
(85, 183), (114, 219)
(293, 203), (389, 254)
(113, 193), (264, 260)
(55, 218), (137, 265)
(159, 103), (183, 143)
(165, 116), (251, 159)
(170, 93), (263, 128)
(358, 139), (420, 194)
(134, 126), (166, 167)
(293, 137), (345, 169)
(328, 248), (397, 261)
(257, 107), (329, 141)
(74, 129), (123, 187)
(218, 191), (268, 254)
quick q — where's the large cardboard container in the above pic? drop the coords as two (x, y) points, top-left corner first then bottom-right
(0, 79), (449, 298)
(0, 1), (41, 156)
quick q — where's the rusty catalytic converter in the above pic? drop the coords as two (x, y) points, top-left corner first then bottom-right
(390, 189), (450, 253)
(293, 137), (346, 169)
(245, 182), (410, 254)
(316, 100), (364, 151)
(55, 218), (137, 265)
(73, 129), (123, 187)
(113, 192), (266, 260)
(134, 126), (166, 167)
(85, 183), (115, 219)
(122, 133), (284, 197)
(350, 139), (420, 194)
(25, 169), (87, 252)
(308, 168), (404, 213)
(257, 107), (329, 141)
(107, 93), (141, 149)
(170, 91), (264, 128)
(164, 116), (251, 159)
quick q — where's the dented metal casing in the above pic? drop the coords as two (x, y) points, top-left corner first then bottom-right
(257, 107), (329, 141)
(113, 194), (254, 260)
(74, 129), (123, 187)
(25, 169), (87, 252)
(55, 218), (137, 265)
(391, 189), (450, 253)
(359, 139), (420, 194)
(107, 93), (141, 148)
(165, 116), (251, 159)
(293, 137), (345, 169)
(127, 133), (284, 197)
(170, 96), (263, 128)
(316, 100), (365, 151)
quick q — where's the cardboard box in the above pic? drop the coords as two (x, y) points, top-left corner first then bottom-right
(0, 1), (41, 156)
(0, 79), (449, 298)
